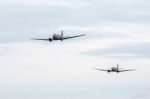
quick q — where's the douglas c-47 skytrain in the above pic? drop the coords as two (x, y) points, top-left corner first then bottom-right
(32, 30), (86, 42)
(94, 64), (136, 73)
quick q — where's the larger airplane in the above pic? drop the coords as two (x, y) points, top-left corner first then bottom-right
(94, 64), (136, 73)
(32, 30), (86, 42)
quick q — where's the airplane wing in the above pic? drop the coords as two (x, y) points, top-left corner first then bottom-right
(31, 38), (53, 42)
(94, 68), (108, 71)
(31, 38), (52, 41)
(63, 34), (86, 40)
(119, 69), (136, 72)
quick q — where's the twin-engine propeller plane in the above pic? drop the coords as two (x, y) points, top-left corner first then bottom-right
(94, 64), (136, 73)
(32, 30), (86, 42)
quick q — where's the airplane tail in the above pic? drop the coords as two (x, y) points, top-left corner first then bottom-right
(117, 64), (119, 69)
(61, 30), (64, 37)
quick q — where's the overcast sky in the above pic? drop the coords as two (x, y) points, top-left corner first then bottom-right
(0, 0), (150, 99)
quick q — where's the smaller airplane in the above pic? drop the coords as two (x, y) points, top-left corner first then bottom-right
(32, 30), (86, 42)
(94, 64), (136, 73)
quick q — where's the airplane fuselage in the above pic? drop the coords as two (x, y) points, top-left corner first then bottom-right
(111, 67), (118, 71)
(108, 67), (119, 73)
(53, 34), (63, 40)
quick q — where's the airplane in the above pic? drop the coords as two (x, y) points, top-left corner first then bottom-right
(94, 64), (136, 73)
(32, 30), (86, 42)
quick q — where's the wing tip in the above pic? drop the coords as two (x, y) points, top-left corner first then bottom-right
(93, 68), (98, 70)
(82, 34), (86, 36)
(31, 38), (37, 40)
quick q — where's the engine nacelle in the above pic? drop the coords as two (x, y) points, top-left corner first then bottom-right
(49, 38), (52, 42)
(107, 70), (111, 73)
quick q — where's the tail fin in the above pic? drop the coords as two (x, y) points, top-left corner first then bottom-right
(61, 30), (63, 37)
(117, 64), (119, 69)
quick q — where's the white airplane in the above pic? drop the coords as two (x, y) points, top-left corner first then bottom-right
(94, 64), (136, 73)
(32, 30), (86, 42)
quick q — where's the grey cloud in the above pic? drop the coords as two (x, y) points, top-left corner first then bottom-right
(89, 0), (150, 23)
(85, 42), (150, 58)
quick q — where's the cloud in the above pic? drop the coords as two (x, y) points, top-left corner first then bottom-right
(0, 0), (92, 9)
(0, 42), (150, 99)
(0, 0), (150, 43)
(85, 42), (150, 58)
(1, 0), (150, 99)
